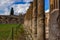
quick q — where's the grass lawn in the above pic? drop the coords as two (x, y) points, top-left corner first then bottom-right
(0, 24), (23, 40)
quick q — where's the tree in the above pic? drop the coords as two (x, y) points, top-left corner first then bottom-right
(10, 7), (14, 15)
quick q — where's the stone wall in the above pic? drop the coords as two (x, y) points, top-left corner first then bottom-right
(0, 15), (24, 24)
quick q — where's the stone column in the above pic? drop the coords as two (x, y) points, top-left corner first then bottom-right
(37, 0), (45, 40)
(24, 2), (33, 40)
(32, 0), (37, 40)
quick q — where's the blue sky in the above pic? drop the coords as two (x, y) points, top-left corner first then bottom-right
(45, 0), (49, 13)
(0, 0), (49, 15)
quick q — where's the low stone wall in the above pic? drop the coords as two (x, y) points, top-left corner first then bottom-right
(0, 15), (24, 24)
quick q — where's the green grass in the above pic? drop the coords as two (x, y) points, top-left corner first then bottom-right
(0, 24), (24, 40)
(0, 24), (19, 31)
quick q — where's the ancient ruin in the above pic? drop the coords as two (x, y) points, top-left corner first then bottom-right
(24, 0), (45, 40)
(0, 0), (60, 40)
(24, 0), (60, 40)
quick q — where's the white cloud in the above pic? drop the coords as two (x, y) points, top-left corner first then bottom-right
(0, 0), (14, 15)
(14, 0), (33, 2)
(0, 9), (10, 15)
(45, 9), (49, 13)
(0, 0), (14, 8)
(24, 0), (33, 2)
(11, 4), (30, 15)
(0, 0), (32, 15)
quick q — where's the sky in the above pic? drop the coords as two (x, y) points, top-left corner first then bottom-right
(0, 0), (49, 15)
(45, 0), (49, 13)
